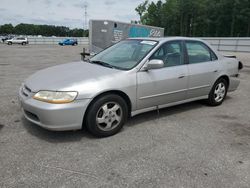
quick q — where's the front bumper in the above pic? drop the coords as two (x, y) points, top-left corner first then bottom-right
(19, 87), (91, 131)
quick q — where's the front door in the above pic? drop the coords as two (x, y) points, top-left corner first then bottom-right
(137, 40), (188, 110)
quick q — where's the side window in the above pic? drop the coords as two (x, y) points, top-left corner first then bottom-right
(186, 41), (217, 64)
(150, 41), (184, 67)
(211, 51), (218, 61)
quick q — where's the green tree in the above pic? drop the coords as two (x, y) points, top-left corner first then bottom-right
(0, 24), (14, 34)
(135, 0), (250, 37)
(0, 23), (88, 37)
(135, 0), (149, 24)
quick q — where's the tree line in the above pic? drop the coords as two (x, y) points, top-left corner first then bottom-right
(0, 23), (89, 37)
(135, 0), (250, 37)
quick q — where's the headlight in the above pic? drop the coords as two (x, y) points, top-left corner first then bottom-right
(33, 91), (78, 104)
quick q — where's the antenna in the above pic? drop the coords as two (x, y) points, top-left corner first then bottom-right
(83, 2), (88, 30)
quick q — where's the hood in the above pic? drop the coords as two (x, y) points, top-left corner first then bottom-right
(25, 61), (121, 92)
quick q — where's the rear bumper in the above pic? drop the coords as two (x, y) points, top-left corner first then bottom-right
(228, 75), (240, 92)
(19, 88), (91, 131)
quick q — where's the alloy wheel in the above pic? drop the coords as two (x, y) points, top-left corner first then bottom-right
(214, 82), (226, 103)
(96, 102), (122, 131)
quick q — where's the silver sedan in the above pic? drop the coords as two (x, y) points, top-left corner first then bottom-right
(19, 37), (242, 137)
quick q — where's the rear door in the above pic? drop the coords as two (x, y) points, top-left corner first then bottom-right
(185, 40), (220, 99)
(13, 38), (19, 44)
(137, 40), (188, 110)
(65, 39), (70, 45)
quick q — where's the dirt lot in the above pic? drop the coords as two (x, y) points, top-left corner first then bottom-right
(0, 44), (250, 188)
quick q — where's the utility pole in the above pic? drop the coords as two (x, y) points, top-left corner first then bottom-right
(84, 2), (88, 31)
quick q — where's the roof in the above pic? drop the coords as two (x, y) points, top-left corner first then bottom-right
(128, 37), (205, 43)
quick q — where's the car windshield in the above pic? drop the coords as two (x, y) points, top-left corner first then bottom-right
(90, 39), (158, 70)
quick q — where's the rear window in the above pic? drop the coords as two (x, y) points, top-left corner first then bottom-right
(186, 41), (217, 64)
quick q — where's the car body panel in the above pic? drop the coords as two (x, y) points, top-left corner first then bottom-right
(25, 61), (137, 111)
(19, 37), (241, 131)
(137, 64), (188, 109)
(25, 61), (122, 92)
(19, 87), (89, 130)
(59, 39), (78, 45)
(6, 37), (28, 44)
(186, 61), (221, 99)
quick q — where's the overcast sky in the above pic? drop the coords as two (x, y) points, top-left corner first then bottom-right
(0, 0), (149, 28)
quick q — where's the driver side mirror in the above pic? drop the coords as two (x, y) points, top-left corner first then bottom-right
(143, 59), (164, 71)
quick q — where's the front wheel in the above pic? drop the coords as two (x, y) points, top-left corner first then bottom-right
(85, 94), (128, 137)
(207, 78), (228, 106)
(8, 42), (12, 45)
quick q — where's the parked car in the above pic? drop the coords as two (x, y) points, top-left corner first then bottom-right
(58, 38), (78, 46)
(19, 37), (243, 137)
(2, 36), (14, 43)
(6, 37), (28, 45)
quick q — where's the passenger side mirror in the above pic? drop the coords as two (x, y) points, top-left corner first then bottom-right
(144, 59), (164, 71)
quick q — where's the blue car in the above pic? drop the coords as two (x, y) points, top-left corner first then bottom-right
(59, 39), (78, 46)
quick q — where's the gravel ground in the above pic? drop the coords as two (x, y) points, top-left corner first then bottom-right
(0, 44), (250, 188)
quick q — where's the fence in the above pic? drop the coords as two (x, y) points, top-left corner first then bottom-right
(24, 37), (250, 53)
(201, 37), (250, 52)
(27, 37), (89, 45)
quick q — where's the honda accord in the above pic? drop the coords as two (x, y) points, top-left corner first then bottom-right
(19, 37), (242, 137)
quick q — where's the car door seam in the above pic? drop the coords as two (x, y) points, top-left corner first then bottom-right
(188, 85), (210, 91)
(139, 88), (188, 100)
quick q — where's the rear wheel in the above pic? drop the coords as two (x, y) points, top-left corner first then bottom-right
(207, 78), (228, 106)
(22, 42), (26, 45)
(85, 94), (128, 137)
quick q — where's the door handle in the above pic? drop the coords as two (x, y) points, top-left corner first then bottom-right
(213, 70), (218, 73)
(178, 75), (185, 79)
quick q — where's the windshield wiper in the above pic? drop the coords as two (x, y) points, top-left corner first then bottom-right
(90, 60), (114, 69)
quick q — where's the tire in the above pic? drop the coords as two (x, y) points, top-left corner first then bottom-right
(207, 78), (228, 106)
(85, 94), (128, 137)
(8, 42), (12, 45)
(22, 42), (26, 45)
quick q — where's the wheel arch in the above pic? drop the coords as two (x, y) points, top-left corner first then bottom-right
(217, 75), (230, 87)
(82, 90), (132, 128)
